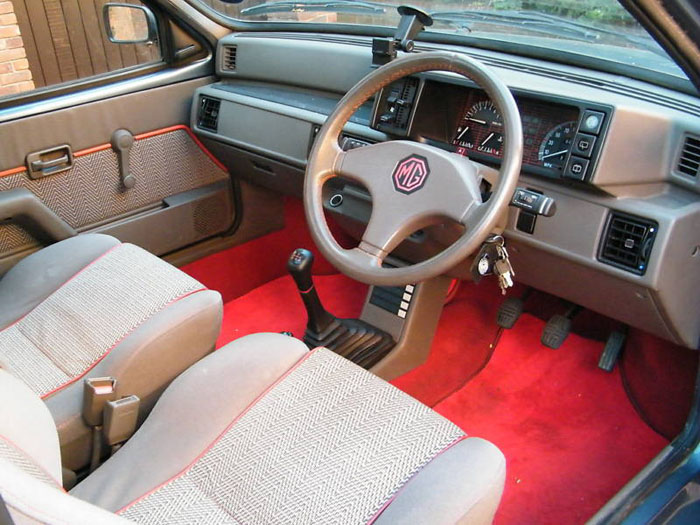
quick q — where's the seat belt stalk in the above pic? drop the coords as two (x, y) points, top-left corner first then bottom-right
(82, 377), (117, 472)
(103, 395), (140, 452)
(82, 377), (117, 427)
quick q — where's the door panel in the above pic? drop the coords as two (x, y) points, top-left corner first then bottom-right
(0, 79), (234, 274)
(0, 78), (212, 168)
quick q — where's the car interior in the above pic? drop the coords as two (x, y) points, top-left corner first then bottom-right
(0, 0), (699, 523)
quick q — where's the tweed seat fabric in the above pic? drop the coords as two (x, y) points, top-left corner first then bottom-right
(118, 348), (465, 525)
(1, 334), (505, 524)
(0, 242), (205, 398)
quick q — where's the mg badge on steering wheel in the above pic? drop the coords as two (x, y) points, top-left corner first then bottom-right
(392, 154), (430, 194)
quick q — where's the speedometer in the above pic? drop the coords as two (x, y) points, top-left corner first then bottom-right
(538, 121), (576, 170)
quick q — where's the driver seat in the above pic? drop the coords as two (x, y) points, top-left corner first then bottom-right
(0, 333), (506, 524)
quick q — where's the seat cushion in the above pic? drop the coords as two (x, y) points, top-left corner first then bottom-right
(0, 234), (223, 470)
(73, 334), (505, 524)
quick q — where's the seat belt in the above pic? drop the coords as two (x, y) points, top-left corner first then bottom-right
(0, 494), (15, 525)
(82, 378), (140, 471)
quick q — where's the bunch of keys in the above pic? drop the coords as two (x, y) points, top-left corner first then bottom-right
(469, 234), (515, 295)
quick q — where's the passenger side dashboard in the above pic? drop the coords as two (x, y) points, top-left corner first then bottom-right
(191, 33), (700, 350)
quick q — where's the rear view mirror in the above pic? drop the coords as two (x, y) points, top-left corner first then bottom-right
(103, 3), (157, 44)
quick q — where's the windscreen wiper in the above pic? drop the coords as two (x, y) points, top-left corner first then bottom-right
(430, 9), (665, 56)
(241, 0), (387, 16)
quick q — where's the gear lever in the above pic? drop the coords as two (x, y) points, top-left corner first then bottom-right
(287, 248), (396, 369)
(287, 248), (335, 334)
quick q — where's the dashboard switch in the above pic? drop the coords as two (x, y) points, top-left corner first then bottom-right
(564, 156), (590, 180)
(517, 211), (537, 234)
(580, 110), (605, 134)
(511, 188), (556, 217)
(572, 133), (596, 158)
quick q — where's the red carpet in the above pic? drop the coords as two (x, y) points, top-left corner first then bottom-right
(391, 279), (506, 407)
(215, 273), (367, 348)
(183, 204), (672, 524)
(434, 313), (668, 524)
(621, 329), (698, 440)
(181, 198), (352, 303)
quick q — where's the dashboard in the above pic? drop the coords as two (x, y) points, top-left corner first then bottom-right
(372, 77), (611, 182)
(190, 32), (700, 351)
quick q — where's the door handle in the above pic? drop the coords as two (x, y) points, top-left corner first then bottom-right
(26, 145), (74, 179)
(30, 155), (70, 171)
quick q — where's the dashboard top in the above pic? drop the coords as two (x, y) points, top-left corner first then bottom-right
(215, 33), (700, 196)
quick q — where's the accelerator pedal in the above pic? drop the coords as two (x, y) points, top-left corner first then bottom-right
(598, 330), (627, 372)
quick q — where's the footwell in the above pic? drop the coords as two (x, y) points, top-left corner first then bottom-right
(186, 260), (668, 524)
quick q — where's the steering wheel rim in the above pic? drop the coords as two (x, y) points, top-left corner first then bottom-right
(304, 51), (523, 286)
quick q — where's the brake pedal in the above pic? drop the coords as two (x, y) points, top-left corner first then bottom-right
(497, 297), (524, 329)
(598, 330), (627, 372)
(541, 314), (572, 349)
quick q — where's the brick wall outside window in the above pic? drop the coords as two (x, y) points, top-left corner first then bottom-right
(0, 0), (34, 98)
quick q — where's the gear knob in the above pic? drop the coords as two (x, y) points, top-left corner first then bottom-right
(287, 248), (314, 292)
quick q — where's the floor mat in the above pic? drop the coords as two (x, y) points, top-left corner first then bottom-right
(434, 312), (668, 525)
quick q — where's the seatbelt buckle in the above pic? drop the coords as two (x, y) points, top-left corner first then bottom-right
(103, 395), (140, 447)
(82, 377), (117, 427)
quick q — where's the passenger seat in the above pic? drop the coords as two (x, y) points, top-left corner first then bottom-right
(0, 234), (222, 471)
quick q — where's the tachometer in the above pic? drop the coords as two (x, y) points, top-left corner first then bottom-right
(538, 121), (576, 170)
(453, 100), (504, 156)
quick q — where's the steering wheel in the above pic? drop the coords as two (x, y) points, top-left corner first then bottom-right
(305, 52), (523, 286)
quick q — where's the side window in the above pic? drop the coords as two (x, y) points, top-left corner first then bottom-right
(0, 0), (161, 100)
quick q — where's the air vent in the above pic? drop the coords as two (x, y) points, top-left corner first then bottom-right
(221, 45), (237, 72)
(198, 96), (220, 132)
(599, 212), (658, 275)
(676, 135), (700, 178)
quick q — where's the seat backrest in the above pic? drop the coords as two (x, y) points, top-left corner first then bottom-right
(0, 369), (131, 524)
(0, 369), (62, 485)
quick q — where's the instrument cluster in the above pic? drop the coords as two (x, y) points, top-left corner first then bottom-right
(373, 77), (612, 183)
(451, 91), (580, 175)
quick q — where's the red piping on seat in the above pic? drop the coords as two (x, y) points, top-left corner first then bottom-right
(116, 347), (319, 515)
(0, 242), (210, 399)
(39, 287), (208, 399)
(0, 244), (122, 334)
(366, 435), (468, 524)
(0, 434), (65, 491)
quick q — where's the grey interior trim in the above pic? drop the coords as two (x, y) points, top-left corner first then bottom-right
(0, 61), (213, 125)
(0, 77), (215, 171)
(214, 34), (700, 196)
(155, 0), (231, 47)
(93, 181), (234, 257)
(368, 275), (452, 381)
(0, 189), (76, 244)
(219, 33), (700, 112)
(164, 179), (286, 267)
(212, 82), (374, 125)
(192, 87), (387, 168)
(504, 176), (700, 348)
